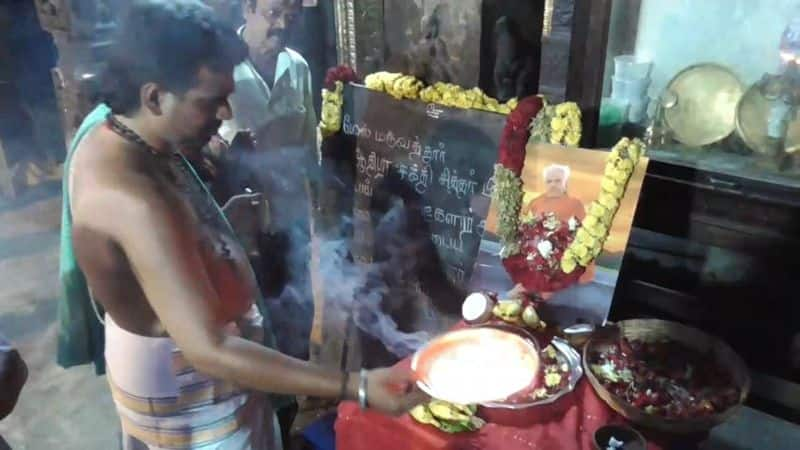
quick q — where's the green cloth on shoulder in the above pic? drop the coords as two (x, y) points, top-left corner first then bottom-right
(57, 103), (110, 374)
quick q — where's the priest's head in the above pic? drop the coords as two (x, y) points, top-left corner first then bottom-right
(101, 0), (247, 154)
(543, 164), (570, 198)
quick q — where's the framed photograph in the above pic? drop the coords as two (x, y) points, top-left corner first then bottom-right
(474, 143), (649, 326)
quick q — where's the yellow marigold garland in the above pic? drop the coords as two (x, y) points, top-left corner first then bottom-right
(363, 72), (519, 114)
(560, 137), (645, 274)
(318, 70), (579, 138)
(493, 164), (524, 257)
(320, 81), (345, 137)
(528, 101), (582, 147)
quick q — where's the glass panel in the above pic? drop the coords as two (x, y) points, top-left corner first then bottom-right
(343, 0), (562, 102)
(601, 0), (800, 185)
(604, 0), (800, 423)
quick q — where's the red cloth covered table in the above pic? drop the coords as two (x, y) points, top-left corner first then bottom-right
(335, 377), (699, 450)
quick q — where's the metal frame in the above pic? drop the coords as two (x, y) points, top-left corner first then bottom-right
(565, 0), (613, 149)
(334, 0), (357, 68)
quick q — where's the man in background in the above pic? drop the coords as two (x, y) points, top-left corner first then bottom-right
(210, 0), (317, 347)
(218, 0), (315, 149)
(214, 0), (319, 443)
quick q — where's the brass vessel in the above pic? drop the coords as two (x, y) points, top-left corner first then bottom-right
(663, 63), (744, 147)
(736, 80), (800, 155)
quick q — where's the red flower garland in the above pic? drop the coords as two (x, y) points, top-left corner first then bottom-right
(496, 95), (585, 296)
(498, 96), (544, 176)
(324, 66), (361, 91)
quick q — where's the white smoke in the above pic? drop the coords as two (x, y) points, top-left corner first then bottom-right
(236, 148), (434, 361)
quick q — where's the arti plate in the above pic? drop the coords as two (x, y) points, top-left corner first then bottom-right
(664, 63), (744, 147)
(411, 328), (541, 405)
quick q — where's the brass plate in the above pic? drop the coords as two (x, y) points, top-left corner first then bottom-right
(736, 83), (800, 155)
(664, 64), (744, 147)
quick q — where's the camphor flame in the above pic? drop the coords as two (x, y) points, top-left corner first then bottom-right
(412, 328), (540, 405)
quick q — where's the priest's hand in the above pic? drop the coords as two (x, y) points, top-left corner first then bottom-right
(221, 192), (269, 255)
(351, 367), (429, 416)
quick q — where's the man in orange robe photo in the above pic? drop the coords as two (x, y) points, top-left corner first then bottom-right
(523, 164), (585, 221)
(522, 164), (594, 285)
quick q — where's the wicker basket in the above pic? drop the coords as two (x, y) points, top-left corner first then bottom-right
(583, 319), (750, 435)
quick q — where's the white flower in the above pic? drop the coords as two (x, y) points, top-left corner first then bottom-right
(537, 240), (554, 258)
(608, 436), (625, 449)
(543, 214), (560, 230)
(568, 216), (578, 232)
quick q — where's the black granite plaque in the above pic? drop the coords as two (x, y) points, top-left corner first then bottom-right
(342, 84), (506, 292)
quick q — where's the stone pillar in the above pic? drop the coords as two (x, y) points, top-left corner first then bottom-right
(34, 0), (120, 146)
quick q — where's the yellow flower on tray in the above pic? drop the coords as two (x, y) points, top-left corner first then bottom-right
(545, 373), (563, 388)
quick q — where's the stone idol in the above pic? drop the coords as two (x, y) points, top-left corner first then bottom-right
(381, 0), (546, 102)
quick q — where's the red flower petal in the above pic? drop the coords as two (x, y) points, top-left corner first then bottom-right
(324, 66), (360, 90)
(502, 217), (585, 296)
